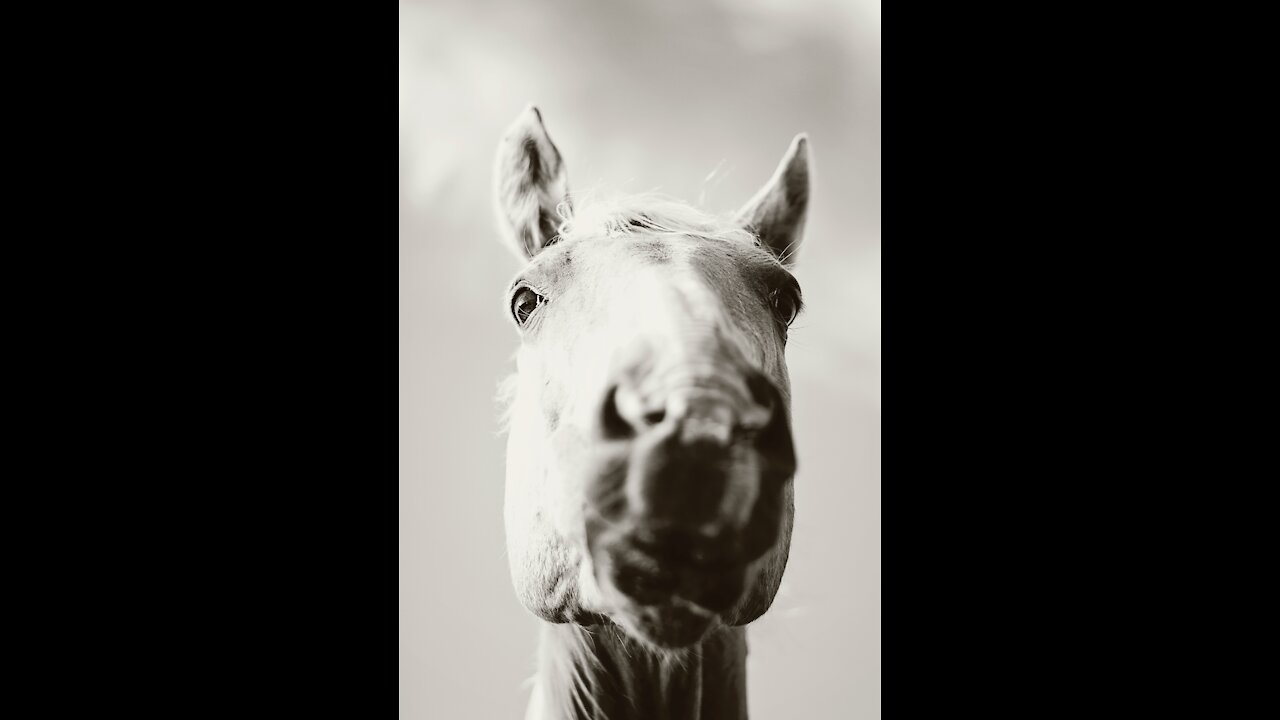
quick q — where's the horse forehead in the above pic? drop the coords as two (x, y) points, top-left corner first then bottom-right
(564, 234), (758, 295)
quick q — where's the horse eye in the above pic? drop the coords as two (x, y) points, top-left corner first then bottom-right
(771, 290), (800, 327)
(511, 287), (545, 326)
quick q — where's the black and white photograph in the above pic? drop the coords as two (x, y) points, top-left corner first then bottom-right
(399, 1), (880, 716)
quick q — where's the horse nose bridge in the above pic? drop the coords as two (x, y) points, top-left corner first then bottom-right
(604, 322), (769, 423)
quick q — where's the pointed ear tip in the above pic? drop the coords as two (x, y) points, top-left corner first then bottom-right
(783, 135), (811, 185)
(506, 104), (546, 133)
(790, 133), (810, 157)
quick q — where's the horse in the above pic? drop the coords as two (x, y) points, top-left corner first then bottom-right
(494, 105), (809, 720)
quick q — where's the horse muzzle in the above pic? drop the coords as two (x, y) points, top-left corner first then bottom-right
(583, 360), (796, 646)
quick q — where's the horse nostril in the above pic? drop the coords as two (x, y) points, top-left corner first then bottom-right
(602, 381), (669, 439)
(604, 373), (779, 441)
(601, 385), (634, 440)
(602, 383), (667, 439)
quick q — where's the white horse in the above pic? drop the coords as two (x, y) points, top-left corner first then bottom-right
(495, 106), (809, 720)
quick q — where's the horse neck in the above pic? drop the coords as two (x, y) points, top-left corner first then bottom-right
(528, 622), (749, 720)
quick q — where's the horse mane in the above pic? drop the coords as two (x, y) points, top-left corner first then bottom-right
(536, 622), (723, 720)
(538, 623), (608, 720)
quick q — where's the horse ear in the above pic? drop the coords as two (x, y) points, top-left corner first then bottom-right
(736, 134), (810, 266)
(494, 105), (571, 261)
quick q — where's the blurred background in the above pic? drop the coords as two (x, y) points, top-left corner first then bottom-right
(399, 0), (879, 716)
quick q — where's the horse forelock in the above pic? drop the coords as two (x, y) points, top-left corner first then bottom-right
(554, 192), (760, 248)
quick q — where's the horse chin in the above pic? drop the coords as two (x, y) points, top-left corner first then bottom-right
(612, 599), (721, 650)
